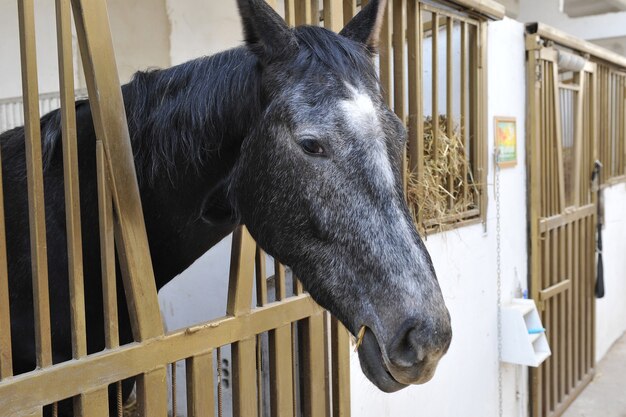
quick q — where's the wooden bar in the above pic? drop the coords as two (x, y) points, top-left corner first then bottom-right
(0, 296), (323, 415)
(275, 261), (287, 301)
(580, 217), (587, 378)
(255, 247), (268, 307)
(342, 0), (357, 25)
(227, 227), (255, 316)
(0, 144), (11, 379)
(558, 228), (566, 401)
(186, 351), (215, 417)
(323, 0), (343, 31)
(300, 312), (327, 417)
(18, 0), (53, 370)
(232, 337), (258, 417)
(331, 318), (351, 417)
(566, 222), (573, 392)
(76, 387), (109, 417)
(379, 0), (393, 105)
(550, 230), (558, 411)
(269, 325), (294, 417)
(539, 204), (595, 232)
(553, 61), (565, 212)
(96, 141), (118, 349)
(295, 0), (313, 25)
(538, 279), (571, 302)
(72, 0), (164, 341)
(285, 0), (296, 26)
(137, 367), (168, 417)
(56, 0), (87, 359)
(573, 73), (585, 207)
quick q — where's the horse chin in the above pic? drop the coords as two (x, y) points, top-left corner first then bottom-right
(357, 327), (408, 393)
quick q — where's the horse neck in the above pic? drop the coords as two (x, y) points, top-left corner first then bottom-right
(123, 46), (264, 190)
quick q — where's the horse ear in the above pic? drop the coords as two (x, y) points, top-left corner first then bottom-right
(339, 0), (387, 52)
(237, 0), (297, 63)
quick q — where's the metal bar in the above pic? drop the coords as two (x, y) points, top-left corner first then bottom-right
(407, 1), (423, 179)
(76, 387), (109, 417)
(460, 21), (469, 205)
(186, 351), (215, 417)
(379, 0), (393, 105)
(56, 0), (87, 360)
(0, 141), (11, 379)
(232, 337), (259, 417)
(137, 367), (168, 417)
(393, 0), (407, 192)
(18, 0), (53, 370)
(432, 12), (440, 165)
(96, 141), (118, 349)
(331, 318), (351, 417)
(71, 0), (164, 341)
(300, 312), (327, 417)
(446, 17), (454, 209)
(573, 72), (586, 207)
(270, 325), (294, 417)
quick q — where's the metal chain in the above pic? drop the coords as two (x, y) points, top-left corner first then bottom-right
(495, 150), (503, 417)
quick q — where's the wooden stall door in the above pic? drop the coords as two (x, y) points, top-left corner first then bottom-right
(527, 39), (598, 417)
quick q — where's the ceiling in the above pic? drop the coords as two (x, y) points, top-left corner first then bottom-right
(563, 0), (626, 17)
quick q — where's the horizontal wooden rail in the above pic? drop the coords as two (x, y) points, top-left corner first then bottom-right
(443, 0), (505, 20)
(539, 279), (571, 302)
(0, 294), (323, 416)
(539, 204), (595, 233)
(527, 22), (626, 69)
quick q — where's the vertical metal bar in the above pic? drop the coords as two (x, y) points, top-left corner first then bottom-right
(18, 0), (53, 370)
(431, 13), (439, 165)
(232, 337), (259, 417)
(392, 0), (407, 192)
(270, 325), (294, 417)
(446, 17), (454, 209)
(407, 1), (423, 179)
(186, 351), (216, 417)
(71, 0), (164, 341)
(76, 387), (109, 417)
(573, 73), (585, 207)
(460, 22), (468, 204)
(331, 318), (351, 417)
(378, 0), (393, 106)
(56, 0), (87, 360)
(0, 143), (11, 379)
(478, 21), (488, 224)
(96, 141), (118, 349)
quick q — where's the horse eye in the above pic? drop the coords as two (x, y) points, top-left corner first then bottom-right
(300, 139), (326, 156)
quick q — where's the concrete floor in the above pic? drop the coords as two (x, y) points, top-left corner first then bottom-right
(563, 332), (626, 417)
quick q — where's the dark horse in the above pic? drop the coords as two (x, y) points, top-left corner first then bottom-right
(1, 0), (451, 414)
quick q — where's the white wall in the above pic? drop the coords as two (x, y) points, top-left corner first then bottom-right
(595, 183), (626, 360)
(0, 0), (170, 100)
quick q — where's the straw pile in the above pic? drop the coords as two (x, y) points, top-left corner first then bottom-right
(406, 115), (479, 232)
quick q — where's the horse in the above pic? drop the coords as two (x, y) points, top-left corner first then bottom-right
(0, 0), (451, 415)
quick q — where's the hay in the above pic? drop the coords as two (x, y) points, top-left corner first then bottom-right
(406, 115), (479, 233)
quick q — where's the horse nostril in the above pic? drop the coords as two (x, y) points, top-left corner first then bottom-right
(387, 321), (427, 369)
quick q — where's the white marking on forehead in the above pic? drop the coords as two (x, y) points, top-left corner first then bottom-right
(340, 84), (379, 131)
(340, 84), (394, 187)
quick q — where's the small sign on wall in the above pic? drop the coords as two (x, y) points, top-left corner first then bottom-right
(494, 116), (517, 168)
